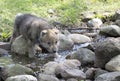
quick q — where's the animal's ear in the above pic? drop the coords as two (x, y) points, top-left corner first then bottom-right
(41, 30), (47, 37)
(52, 29), (59, 34)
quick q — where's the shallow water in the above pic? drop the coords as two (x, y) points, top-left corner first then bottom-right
(9, 29), (106, 71)
(11, 42), (90, 66)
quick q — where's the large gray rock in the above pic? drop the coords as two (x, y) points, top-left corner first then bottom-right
(67, 48), (95, 66)
(11, 35), (28, 55)
(43, 61), (59, 75)
(100, 25), (120, 37)
(94, 37), (120, 68)
(42, 60), (85, 80)
(115, 19), (120, 27)
(68, 34), (91, 44)
(95, 72), (120, 81)
(105, 55), (120, 71)
(5, 64), (34, 77)
(38, 74), (59, 81)
(94, 68), (108, 78)
(58, 34), (74, 50)
(6, 75), (37, 81)
(87, 18), (103, 27)
(55, 59), (86, 79)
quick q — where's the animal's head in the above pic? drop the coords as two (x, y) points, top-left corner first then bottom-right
(39, 28), (59, 53)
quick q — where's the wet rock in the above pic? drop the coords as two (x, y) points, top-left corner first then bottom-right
(43, 61), (59, 75)
(55, 59), (86, 79)
(105, 55), (120, 71)
(38, 73), (59, 81)
(5, 64), (34, 77)
(58, 34), (74, 50)
(0, 42), (10, 50)
(85, 68), (96, 79)
(5, 75), (37, 81)
(100, 25), (120, 37)
(0, 48), (9, 57)
(68, 34), (91, 44)
(67, 48), (95, 66)
(11, 35), (28, 55)
(94, 68), (108, 78)
(94, 37), (120, 68)
(95, 72), (120, 81)
(0, 56), (13, 66)
(87, 18), (103, 27)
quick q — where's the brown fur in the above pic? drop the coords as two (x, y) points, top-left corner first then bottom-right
(10, 14), (59, 58)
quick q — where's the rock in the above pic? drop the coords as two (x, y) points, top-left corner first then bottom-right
(94, 68), (108, 78)
(43, 61), (59, 75)
(11, 35), (28, 55)
(0, 57), (14, 80)
(94, 37), (120, 68)
(0, 42), (10, 50)
(38, 74), (59, 81)
(115, 19), (120, 27)
(55, 59), (86, 79)
(68, 34), (91, 44)
(85, 68), (96, 79)
(0, 48), (9, 57)
(5, 64), (34, 77)
(105, 55), (120, 71)
(95, 72), (120, 81)
(5, 75), (37, 81)
(58, 34), (74, 50)
(67, 48), (95, 66)
(87, 18), (103, 27)
(42, 60), (84, 80)
(112, 9), (120, 21)
(100, 25), (120, 37)
(61, 69), (86, 79)
(0, 57), (13, 67)
(84, 33), (98, 37)
(60, 30), (71, 36)
(67, 78), (78, 81)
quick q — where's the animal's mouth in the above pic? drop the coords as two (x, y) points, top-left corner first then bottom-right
(39, 44), (49, 53)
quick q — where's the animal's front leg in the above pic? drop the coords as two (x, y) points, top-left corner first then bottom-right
(34, 44), (42, 55)
(27, 40), (36, 58)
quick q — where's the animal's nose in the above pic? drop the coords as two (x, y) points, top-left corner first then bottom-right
(53, 50), (57, 53)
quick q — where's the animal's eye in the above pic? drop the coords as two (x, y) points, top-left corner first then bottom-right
(47, 42), (51, 45)
(55, 41), (57, 44)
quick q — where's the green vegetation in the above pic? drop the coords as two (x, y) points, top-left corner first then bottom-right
(0, 0), (120, 41)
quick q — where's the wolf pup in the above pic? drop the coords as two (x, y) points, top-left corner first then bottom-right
(10, 13), (59, 58)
